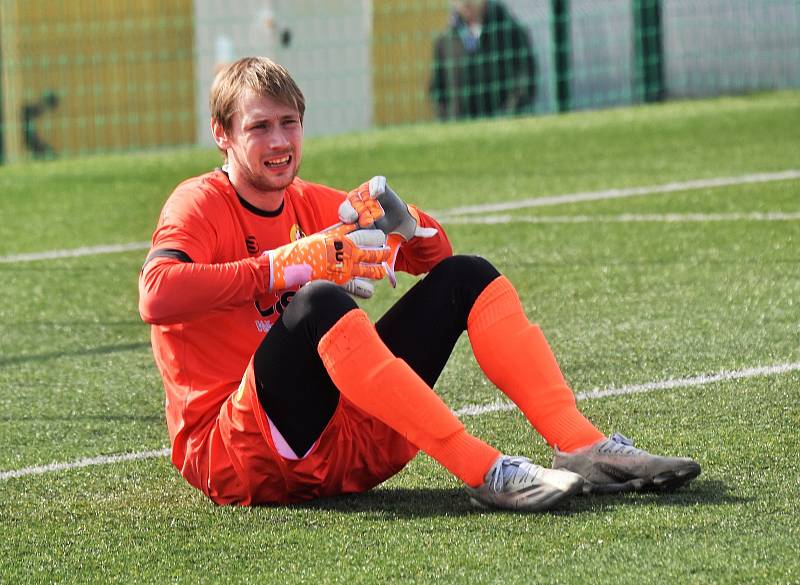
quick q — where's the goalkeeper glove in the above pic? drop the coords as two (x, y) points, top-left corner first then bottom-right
(267, 223), (389, 293)
(339, 176), (438, 241)
(338, 176), (437, 287)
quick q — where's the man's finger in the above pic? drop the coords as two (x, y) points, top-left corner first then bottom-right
(337, 200), (359, 224)
(368, 175), (387, 199)
(342, 277), (374, 299)
(358, 209), (376, 228)
(322, 222), (356, 236)
(355, 199), (383, 226)
(414, 226), (438, 238)
(353, 246), (390, 265)
(351, 263), (387, 280)
(346, 228), (387, 248)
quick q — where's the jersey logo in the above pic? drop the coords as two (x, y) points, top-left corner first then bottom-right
(255, 290), (296, 319)
(245, 235), (259, 254)
(289, 224), (305, 241)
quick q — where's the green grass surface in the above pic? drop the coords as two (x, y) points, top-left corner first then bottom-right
(1, 92), (799, 584)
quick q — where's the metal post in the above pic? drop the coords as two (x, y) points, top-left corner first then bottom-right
(551, 0), (571, 113)
(633, 0), (665, 103)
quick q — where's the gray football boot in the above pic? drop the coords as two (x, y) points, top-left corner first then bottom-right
(465, 455), (584, 512)
(553, 433), (701, 494)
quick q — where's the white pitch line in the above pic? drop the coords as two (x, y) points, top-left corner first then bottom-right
(575, 362), (800, 401)
(443, 211), (800, 225)
(434, 169), (800, 218)
(0, 241), (150, 264)
(2, 169), (798, 264)
(453, 361), (800, 418)
(3, 361), (799, 482)
(0, 448), (171, 481)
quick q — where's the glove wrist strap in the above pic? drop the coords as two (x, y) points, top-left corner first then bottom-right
(266, 250), (277, 291)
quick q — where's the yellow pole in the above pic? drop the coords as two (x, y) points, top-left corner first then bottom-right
(1, 0), (24, 162)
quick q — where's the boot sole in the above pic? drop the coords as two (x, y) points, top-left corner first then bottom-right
(581, 463), (701, 495)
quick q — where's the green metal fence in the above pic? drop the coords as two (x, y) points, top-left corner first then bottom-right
(1, 0), (798, 162)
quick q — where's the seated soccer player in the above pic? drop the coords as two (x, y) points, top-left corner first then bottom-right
(139, 56), (700, 511)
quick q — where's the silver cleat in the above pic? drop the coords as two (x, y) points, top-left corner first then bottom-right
(466, 455), (584, 512)
(553, 433), (701, 494)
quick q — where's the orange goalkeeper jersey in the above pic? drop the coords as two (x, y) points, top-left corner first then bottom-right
(139, 170), (452, 481)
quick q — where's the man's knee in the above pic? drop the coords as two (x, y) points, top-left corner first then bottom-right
(428, 255), (501, 293)
(417, 255), (502, 322)
(281, 280), (358, 342)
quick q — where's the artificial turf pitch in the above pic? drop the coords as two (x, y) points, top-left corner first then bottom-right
(1, 91), (798, 584)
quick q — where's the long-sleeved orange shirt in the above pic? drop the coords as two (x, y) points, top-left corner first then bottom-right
(139, 170), (452, 477)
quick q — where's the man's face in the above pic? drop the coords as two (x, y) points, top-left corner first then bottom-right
(456, 0), (484, 25)
(214, 91), (304, 195)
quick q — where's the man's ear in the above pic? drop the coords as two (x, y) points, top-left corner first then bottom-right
(211, 118), (230, 151)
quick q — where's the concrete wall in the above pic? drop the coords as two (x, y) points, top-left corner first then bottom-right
(663, 0), (800, 98)
(193, 0), (372, 145)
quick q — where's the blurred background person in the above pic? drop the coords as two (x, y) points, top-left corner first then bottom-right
(430, 0), (536, 120)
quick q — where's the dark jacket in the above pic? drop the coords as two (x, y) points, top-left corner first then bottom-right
(430, 1), (536, 120)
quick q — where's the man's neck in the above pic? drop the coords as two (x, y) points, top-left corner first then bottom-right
(223, 165), (285, 213)
(236, 184), (285, 214)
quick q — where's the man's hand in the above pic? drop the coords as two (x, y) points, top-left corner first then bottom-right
(339, 176), (438, 242)
(337, 176), (439, 290)
(339, 178), (385, 230)
(267, 223), (389, 292)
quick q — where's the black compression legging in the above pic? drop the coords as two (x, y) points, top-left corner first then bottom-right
(253, 254), (501, 457)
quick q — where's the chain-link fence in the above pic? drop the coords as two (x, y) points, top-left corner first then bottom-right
(1, 0), (798, 162)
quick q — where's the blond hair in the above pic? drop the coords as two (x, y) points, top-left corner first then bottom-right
(210, 57), (306, 153)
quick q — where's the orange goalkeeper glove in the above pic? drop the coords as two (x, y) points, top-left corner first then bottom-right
(267, 223), (389, 292)
(339, 176), (438, 242)
(338, 176), (437, 287)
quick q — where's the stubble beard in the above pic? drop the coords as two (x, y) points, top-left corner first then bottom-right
(231, 151), (299, 195)
(244, 163), (296, 194)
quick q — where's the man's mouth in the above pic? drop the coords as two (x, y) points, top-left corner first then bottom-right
(264, 154), (291, 168)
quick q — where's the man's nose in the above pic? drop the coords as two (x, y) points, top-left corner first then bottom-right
(267, 127), (291, 150)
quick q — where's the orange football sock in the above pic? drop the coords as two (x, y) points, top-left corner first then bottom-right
(467, 276), (605, 452)
(318, 309), (499, 487)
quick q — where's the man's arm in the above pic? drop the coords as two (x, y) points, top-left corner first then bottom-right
(138, 185), (271, 325)
(139, 225), (389, 325)
(429, 36), (450, 120)
(139, 255), (270, 325)
(505, 22), (537, 114)
(393, 206), (452, 276)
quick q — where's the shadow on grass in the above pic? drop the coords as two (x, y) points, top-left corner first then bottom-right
(0, 341), (150, 367)
(296, 487), (479, 518)
(564, 479), (749, 515)
(291, 479), (744, 519)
